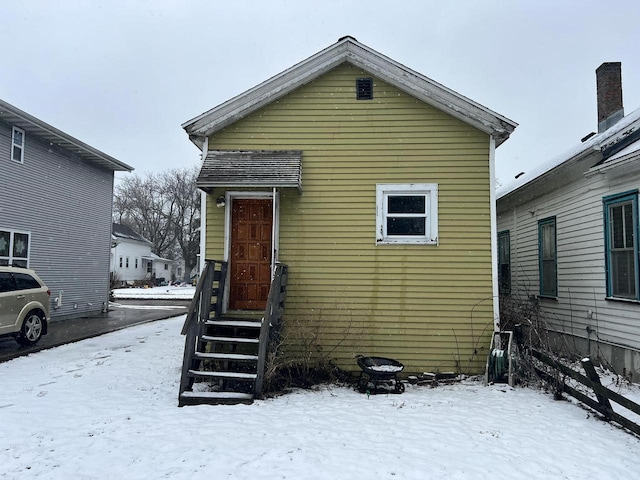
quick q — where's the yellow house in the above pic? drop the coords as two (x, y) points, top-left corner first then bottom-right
(181, 37), (516, 400)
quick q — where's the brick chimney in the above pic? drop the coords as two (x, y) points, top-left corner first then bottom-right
(596, 62), (624, 133)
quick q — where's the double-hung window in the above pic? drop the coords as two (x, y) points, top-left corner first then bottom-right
(538, 217), (557, 297)
(498, 230), (511, 294)
(604, 191), (639, 300)
(376, 183), (438, 245)
(11, 127), (25, 163)
(0, 229), (30, 267)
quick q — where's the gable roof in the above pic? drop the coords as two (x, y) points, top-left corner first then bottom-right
(182, 36), (517, 147)
(112, 223), (152, 244)
(497, 106), (640, 200)
(0, 98), (133, 172)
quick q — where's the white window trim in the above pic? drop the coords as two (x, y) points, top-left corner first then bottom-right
(11, 126), (25, 164)
(0, 228), (31, 267)
(376, 183), (438, 245)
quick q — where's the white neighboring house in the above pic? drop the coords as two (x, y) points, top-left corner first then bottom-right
(172, 257), (199, 283)
(110, 223), (173, 285)
(497, 62), (640, 380)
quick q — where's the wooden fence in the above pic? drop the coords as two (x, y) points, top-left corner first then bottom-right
(532, 348), (640, 437)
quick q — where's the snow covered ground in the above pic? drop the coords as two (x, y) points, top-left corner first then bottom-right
(1, 316), (639, 479)
(112, 285), (196, 300)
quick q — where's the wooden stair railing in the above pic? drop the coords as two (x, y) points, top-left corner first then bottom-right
(178, 260), (228, 405)
(255, 263), (289, 398)
(178, 261), (288, 406)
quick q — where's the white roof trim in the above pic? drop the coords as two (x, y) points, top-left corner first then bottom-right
(0, 98), (133, 172)
(182, 37), (517, 147)
(586, 139), (640, 176)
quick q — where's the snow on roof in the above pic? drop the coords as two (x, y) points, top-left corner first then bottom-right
(112, 223), (152, 244)
(498, 106), (640, 199)
(605, 136), (640, 162)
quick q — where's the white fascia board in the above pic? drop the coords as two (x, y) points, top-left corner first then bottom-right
(182, 39), (517, 144)
(586, 152), (640, 176)
(0, 99), (132, 172)
(343, 44), (517, 144)
(182, 43), (350, 136)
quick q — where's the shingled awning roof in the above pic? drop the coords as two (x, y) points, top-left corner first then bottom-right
(197, 150), (302, 192)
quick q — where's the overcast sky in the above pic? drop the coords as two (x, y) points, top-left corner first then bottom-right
(2, 1), (639, 186)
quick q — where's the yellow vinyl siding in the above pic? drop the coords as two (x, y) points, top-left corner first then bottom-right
(205, 63), (493, 374)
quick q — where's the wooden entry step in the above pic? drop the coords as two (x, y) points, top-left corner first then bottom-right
(179, 391), (254, 406)
(201, 335), (259, 344)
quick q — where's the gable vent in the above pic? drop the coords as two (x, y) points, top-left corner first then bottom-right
(356, 78), (373, 100)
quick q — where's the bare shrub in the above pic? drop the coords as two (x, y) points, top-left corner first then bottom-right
(498, 287), (583, 397)
(262, 307), (363, 395)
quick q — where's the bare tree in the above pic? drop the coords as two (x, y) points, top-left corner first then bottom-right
(161, 167), (201, 282)
(114, 167), (200, 280)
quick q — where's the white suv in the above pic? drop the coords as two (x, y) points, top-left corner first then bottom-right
(0, 266), (50, 345)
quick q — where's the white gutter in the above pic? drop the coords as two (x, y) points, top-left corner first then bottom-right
(489, 136), (500, 331)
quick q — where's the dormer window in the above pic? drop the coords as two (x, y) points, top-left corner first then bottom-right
(356, 78), (373, 100)
(11, 127), (25, 163)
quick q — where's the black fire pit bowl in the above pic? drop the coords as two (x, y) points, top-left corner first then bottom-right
(356, 355), (405, 394)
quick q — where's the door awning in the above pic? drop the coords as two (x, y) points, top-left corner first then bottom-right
(197, 150), (302, 192)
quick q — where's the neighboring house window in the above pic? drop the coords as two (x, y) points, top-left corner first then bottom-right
(498, 230), (510, 294)
(538, 217), (557, 297)
(0, 229), (30, 267)
(164, 264), (168, 271)
(147, 262), (152, 273)
(177, 267), (182, 277)
(126, 257), (129, 268)
(11, 127), (25, 163)
(376, 184), (438, 245)
(604, 191), (639, 300)
(119, 256), (123, 268)
(135, 258), (138, 269)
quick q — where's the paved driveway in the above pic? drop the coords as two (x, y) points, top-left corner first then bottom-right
(0, 300), (188, 362)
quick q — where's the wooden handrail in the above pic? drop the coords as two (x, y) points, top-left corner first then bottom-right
(181, 262), (211, 335)
(254, 263), (288, 398)
(178, 259), (227, 401)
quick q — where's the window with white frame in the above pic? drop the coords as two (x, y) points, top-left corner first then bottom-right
(119, 256), (123, 268)
(11, 127), (25, 163)
(0, 229), (30, 267)
(135, 258), (138, 269)
(126, 257), (129, 268)
(376, 183), (438, 245)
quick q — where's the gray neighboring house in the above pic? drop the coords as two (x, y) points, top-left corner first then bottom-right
(0, 98), (133, 320)
(497, 63), (640, 380)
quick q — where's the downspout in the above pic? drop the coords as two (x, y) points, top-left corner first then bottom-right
(489, 136), (500, 332)
(271, 187), (277, 277)
(198, 137), (209, 274)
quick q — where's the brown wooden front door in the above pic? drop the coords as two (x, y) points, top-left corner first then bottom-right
(229, 198), (273, 310)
